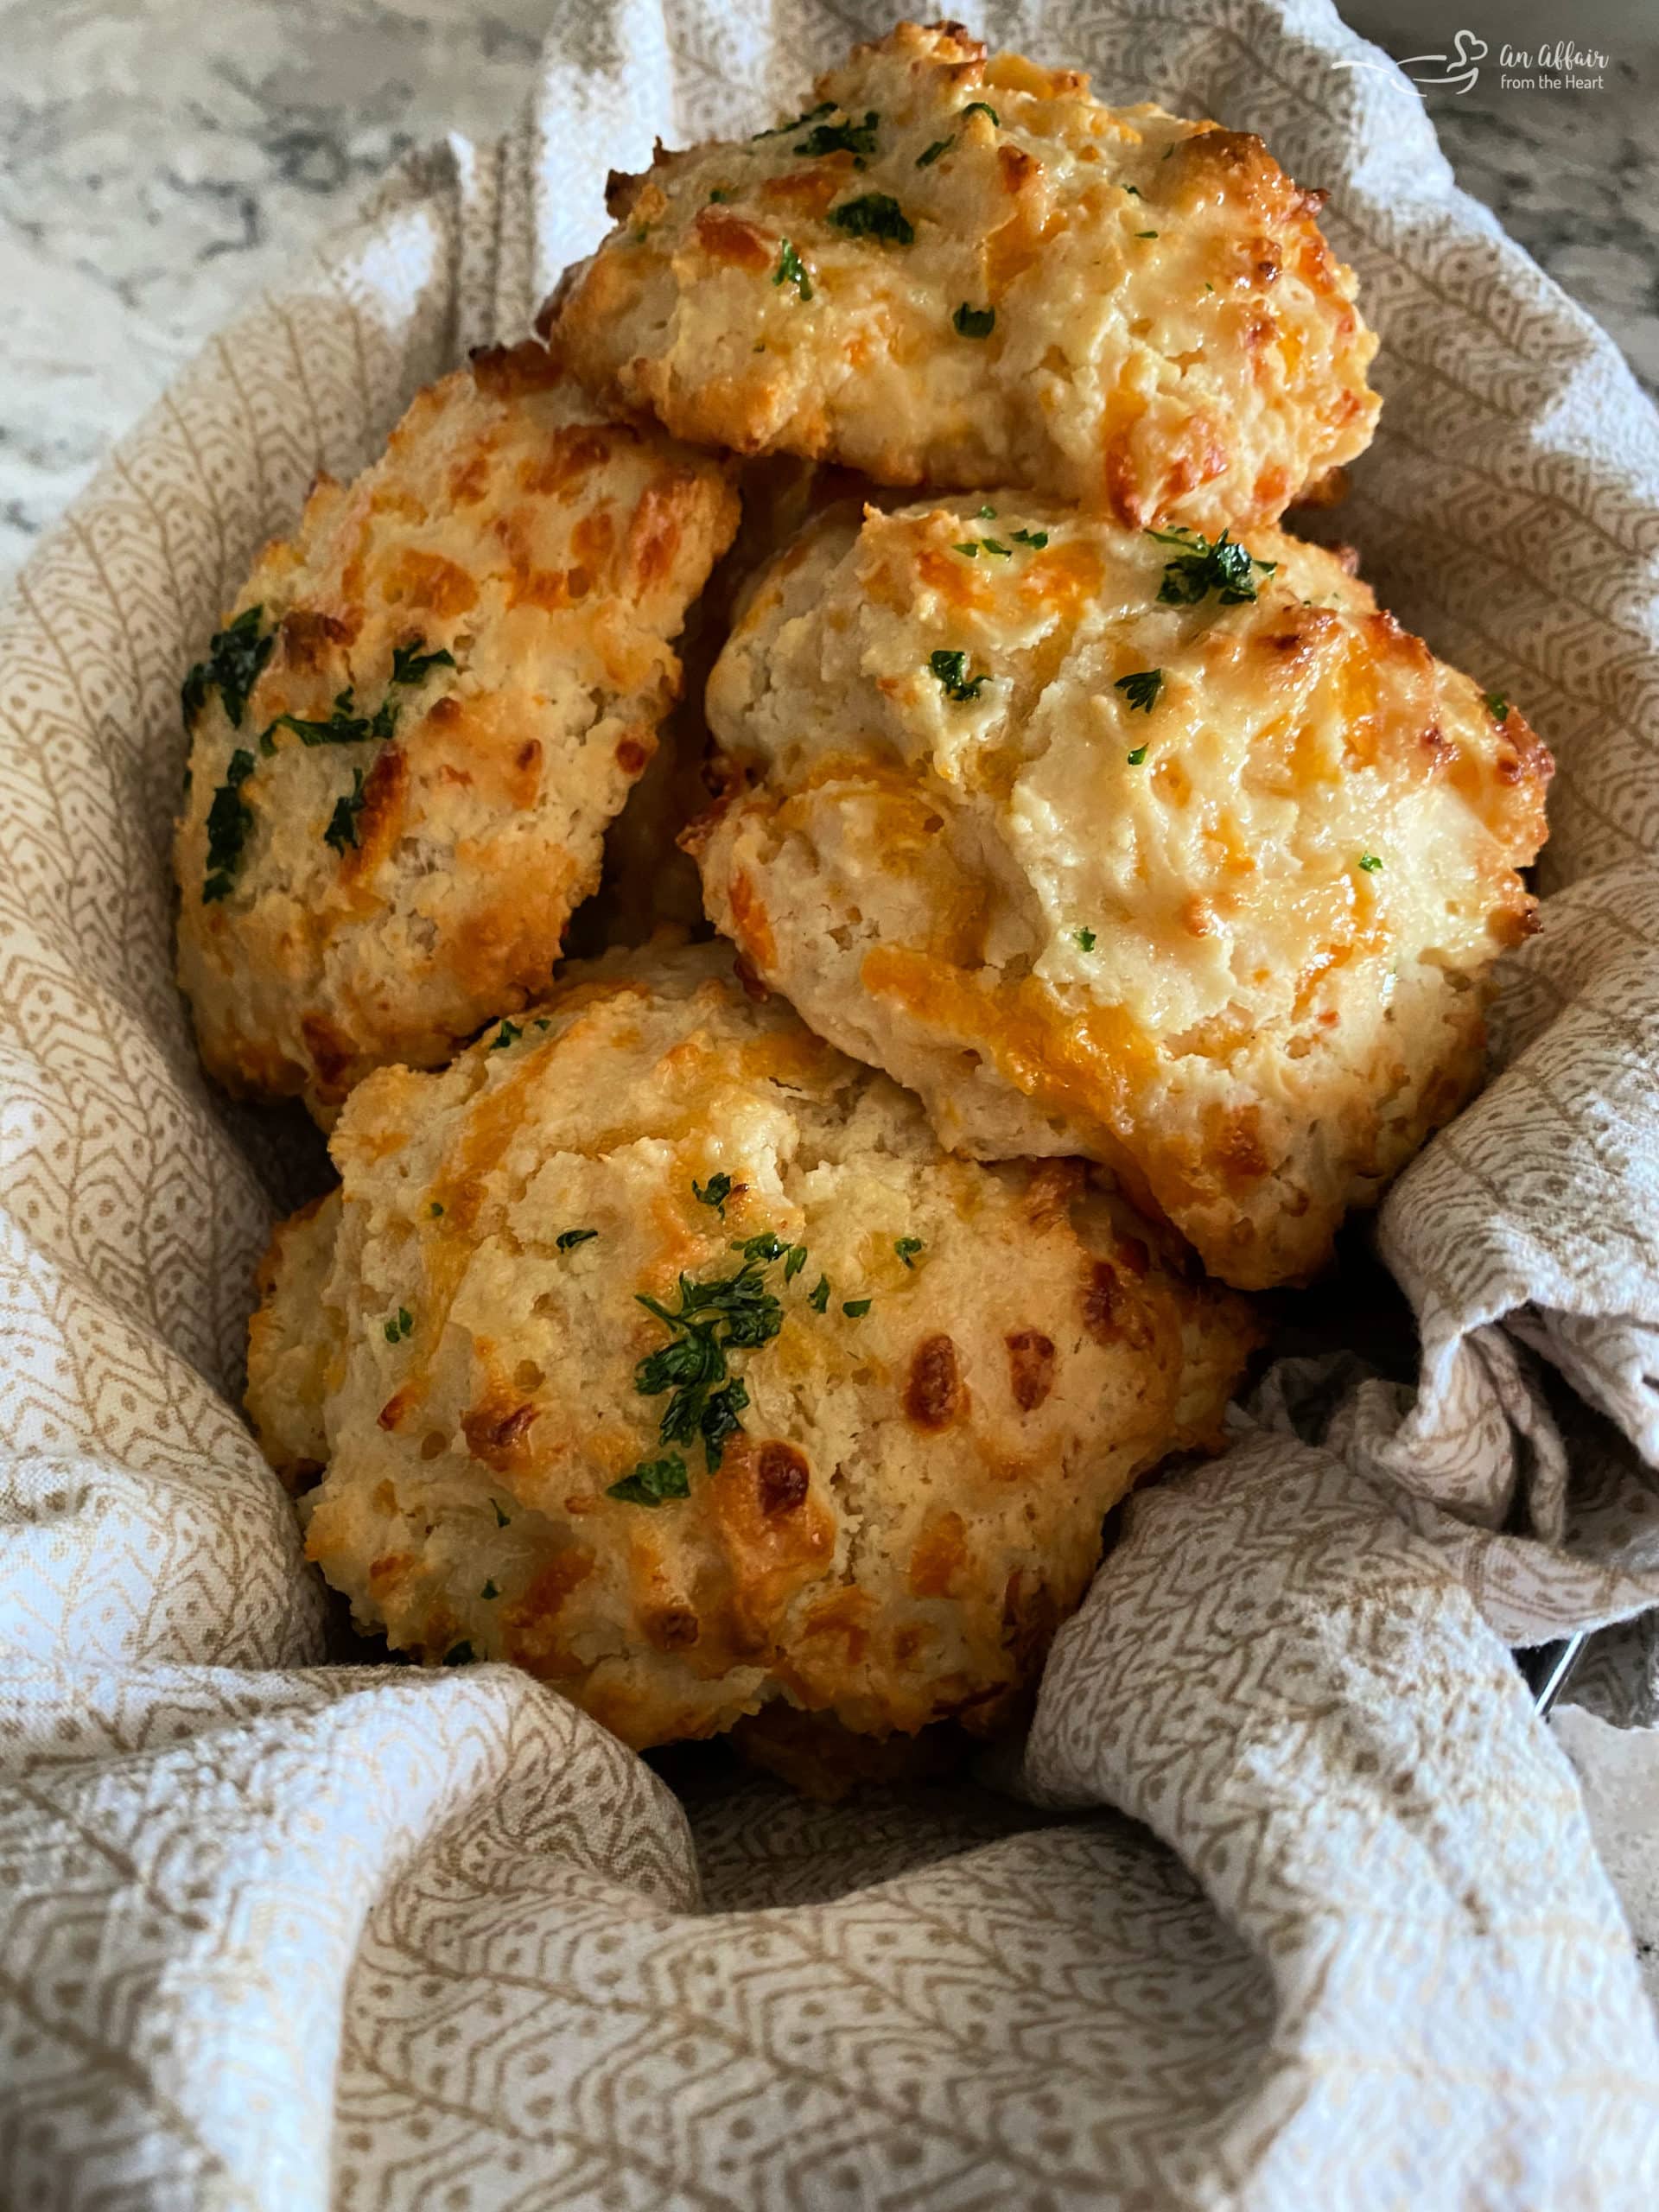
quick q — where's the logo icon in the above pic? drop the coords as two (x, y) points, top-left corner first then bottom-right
(1334, 27), (1487, 98)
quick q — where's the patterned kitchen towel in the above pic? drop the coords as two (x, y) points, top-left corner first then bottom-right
(3, 2), (1659, 2204)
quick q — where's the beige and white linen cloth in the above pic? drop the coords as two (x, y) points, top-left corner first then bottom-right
(4, 1), (1659, 2203)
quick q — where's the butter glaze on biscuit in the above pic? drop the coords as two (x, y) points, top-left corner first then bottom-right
(689, 499), (1551, 1290)
(175, 340), (739, 1121)
(546, 20), (1379, 531)
(247, 941), (1255, 1751)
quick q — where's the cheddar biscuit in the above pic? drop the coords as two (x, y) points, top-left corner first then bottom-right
(689, 499), (1552, 1290)
(248, 941), (1254, 1751)
(546, 20), (1378, 531)
(175, 340), (739, 1121)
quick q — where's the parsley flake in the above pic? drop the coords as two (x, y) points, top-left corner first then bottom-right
(953, 302), (995, 339)
(391, 639), (456, 686)
(260, 687), (397, 754)
(384, 1306), (414, 1344)
(556, 1228), (599, 1253)
(202, 747), (257, 902)
(491, 1020), (522, 1050)
(1011, 528), (1048, 549)
(1126, 745), (1149, 766)
(182, 605), (273, 730)
(429, 1203), (444, 1217)
(323, 766), (366, 855)
(953, 542), (981, 558)
(709, 188), (737, 203)
(976, 505), (996, 518)
(894, 1236), (924, 1268)
(1484, 691), (1510, 723)
(633, 1243), (789, 1471)
(808, 1274), (831, 1313)
(961, 100), (1000, 124)
(1135, 229), (1159, 239)
(1358, 853), (1383, 873)
(774, 238), (813, 299)
(784, 1243), (809, 1282)
(981, 537), (1011, 557)
(917, 136), (953, 167)
(1124, 183), (1142, 198)
(1115, 668), (1164, 715)
(1076, 927), (1097, 951)
(842, 1298), (873, 1319)
(829, 193), (913, 245)
(1147, 525), (1275, 607)
(607, 1454), (691, 1507)
(754, 100), (833, 140)
(796, 108), (879, 159)
(930, 648), (989, 702)
(480, 1580), (499, 1600)
(491, 1500), (511, 1528)
(693, 1172), (734, 1215)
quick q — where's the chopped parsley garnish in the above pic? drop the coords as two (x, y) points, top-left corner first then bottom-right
(1126, 745), (1149, 766)
(953, 542), (981, 558)
(808, 1274), (831, 1313)
(1135, 229), (1159, 239)
(202, 747), (257, 902)
(1124, 183), (1142, 198)
(784, 1243), (809, 1282)
(1484, 691), (1510, 722)
(607, 1454), (691, 1507)
(894, 1236), (924, 1268)
(442, 1641), (475, 1665)
(429, 1203), (444, 1217)
(260, 687), (397, 753)
(829, 193), (913, 245)
(961, 100), (1000, 124)
(391, 639), (456, 686)
(709, 188), (736, 203)
(490, 1020), (522, 1050)
(917, 137), (953, 167)
(556, 1228), (599, 1252)
(774, 238), (813, 299)
(1011, 527), (1048, 548)
(693, 1171), (734, 1215)
(953, 302), (995, 339)
(1076, 927), (1097, 951)
(1114, 669), (1164, 715)
(632, 1242), (789, 1471)
(1358, 853), (1383, 873)
(491, 1499), (511, 1528)
(976, 505), (996, 518)
(981, 537), (1011, 557)
(1147, 525), (1275, 607)
(842, 1298), (873, 1319)
(930, 648), (989, 702)
(796, 108), (879, 159)
(323, 766), (366, 855)
(182, 605), (272, 731)
(754, 99), (833, 140)
(384, 1306), (414, 1344)
(480, 1580), (499, 1600)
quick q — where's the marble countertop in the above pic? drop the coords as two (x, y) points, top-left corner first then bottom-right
(2, 2), (1656, 590)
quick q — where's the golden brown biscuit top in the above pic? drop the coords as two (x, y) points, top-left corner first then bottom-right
(173, 342), (739, 1116)
(257, 941), (1255, 1749)
(547, 20), (1379, 530)
(690, 498), (1551, 1286)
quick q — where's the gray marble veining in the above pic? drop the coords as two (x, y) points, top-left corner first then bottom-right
(1, 1), (1656, 590)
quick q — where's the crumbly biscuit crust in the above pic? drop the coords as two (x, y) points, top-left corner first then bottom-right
(249, 942), (1255, 1748)
(548, 21), (1378, 530)
(175, 341), (739, 1120)
(690, 497), (1551, 1288)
